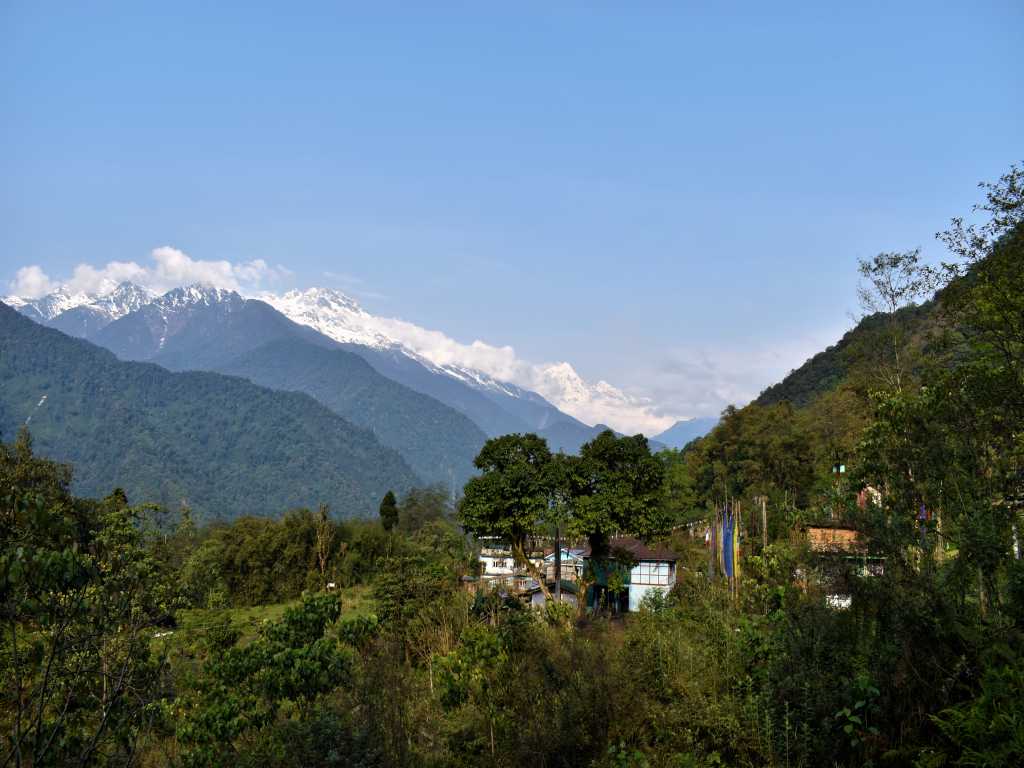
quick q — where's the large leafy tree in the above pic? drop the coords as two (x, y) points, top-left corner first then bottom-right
(175, 593), (352, 767)
(573, 430), (667, 558)
(459, 434), (554, 595)
(1, 429), (173, 767)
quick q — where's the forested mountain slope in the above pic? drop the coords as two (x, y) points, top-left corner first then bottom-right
(0, 301), (419, 519)
(90, 288), (487, 486)
(215, 339), (487, 488)
(755, 300), (939, 408)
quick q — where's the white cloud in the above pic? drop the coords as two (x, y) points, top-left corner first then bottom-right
(64, 261), (149, 295)
(367, 315), (850, 434)
(8, 265), (57, 298)
(7, 247), (290, 298)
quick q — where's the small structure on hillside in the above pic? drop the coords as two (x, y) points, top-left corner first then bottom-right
(582, 537), (678, 612)
(804, 524), (885, 577)
(476, 537), (545, 593)
(523, 579), (579, 608)
(543, 546), (585, 582)
(801, 523), (885, 610)
(478, 538), (516, 580)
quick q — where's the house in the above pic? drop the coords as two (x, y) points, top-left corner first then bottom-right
(478, 538), (515, 580)
(476, 537), (545, 589)
(806, 525), (863, 554)
(804, 524), (885, 577)
(582, 537), (678, 612)
(542, 547), (585, 582)
(522, 579), (579, 608)
(802, 524), (885, 609)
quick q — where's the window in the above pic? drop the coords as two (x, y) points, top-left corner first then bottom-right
(633, 561), (671, 585)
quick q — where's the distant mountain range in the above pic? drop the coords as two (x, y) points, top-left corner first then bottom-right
(0, 301), (419, 519)
(2, 281), (712, 511)
(260, 287), (665, 438)
(7, 282), (685, 449)
(651, 417), (720, 449)
(83, 285), (488, 489)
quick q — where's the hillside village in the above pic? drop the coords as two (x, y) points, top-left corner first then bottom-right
(2, 2), (1022, 763)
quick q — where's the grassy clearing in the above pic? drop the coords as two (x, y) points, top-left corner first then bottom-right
(166, 584), (378, 648)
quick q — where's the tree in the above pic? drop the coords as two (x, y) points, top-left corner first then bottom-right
(459, 434), (555, 598)
(573, 430), (668, 558)
(314, 503), (335, 589)
(1, 433), (173, 766)
(397, 485), (451, 534)
(857, 248), (931, 391)
(175, 593), (351, 767)
(379, 490), (398, 532)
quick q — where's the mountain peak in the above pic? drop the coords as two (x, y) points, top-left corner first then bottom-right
(159, 284), (243, 308)
(3, 286), (94, 321)
(262, 288), (394, 348)
(281, 287), (362, 312)
(92, 282), (157, 316)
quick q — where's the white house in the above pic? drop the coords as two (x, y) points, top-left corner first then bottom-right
(477, 538), (545, 584)
(583, 537), (678, 612)
(478, 538), (515, 579)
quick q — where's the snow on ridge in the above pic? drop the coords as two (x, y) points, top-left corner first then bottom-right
(4, 281), (161, 323)
(259, 287), (676, 434)
(6, 278), (676, 433)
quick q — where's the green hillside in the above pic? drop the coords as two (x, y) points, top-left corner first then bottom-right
(755, 300), (939, 408)
(215, 338), (486, 488)
(0, 302), (420, 519)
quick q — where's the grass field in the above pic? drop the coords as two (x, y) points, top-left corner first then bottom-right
(165, 584), (378, 648)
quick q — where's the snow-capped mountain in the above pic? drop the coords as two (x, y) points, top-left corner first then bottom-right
(91, 284), (246, 360)
(5, 281), (675, 437)
(3, 282), (157, 338)
(262, 289), (553, 404)
(260, 287), (669, 435)
(2, 287), (96, 323)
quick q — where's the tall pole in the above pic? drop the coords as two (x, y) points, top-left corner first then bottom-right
(709, 506), (719, 582)
(761, 495), (768, 551)
(554, 524), (562, 601)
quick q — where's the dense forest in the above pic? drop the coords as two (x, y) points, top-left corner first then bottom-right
(0, 307), (420, 519)
(2, 166), (1023, 767)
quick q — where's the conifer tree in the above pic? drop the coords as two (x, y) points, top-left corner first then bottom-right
(379, 490), (399, 531)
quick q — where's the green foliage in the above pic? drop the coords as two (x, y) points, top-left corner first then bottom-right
(680, 402), (817, 521)
(179, 511), (395, 607)
(396, 484), (452, 534)
(459, 433), (553, 549)
(379, 489), (398, 532)
(928, 663), (1024, 767)
(573, 430), (668, 553)
(0, 435), (174, 766)
(0, 302), (420, 520)
(175, 593), (353, 767)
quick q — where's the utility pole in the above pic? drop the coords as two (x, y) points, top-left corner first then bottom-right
(554, 524), (562, 602)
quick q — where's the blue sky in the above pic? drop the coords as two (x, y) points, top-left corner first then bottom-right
(2, 2), (1021, 423)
